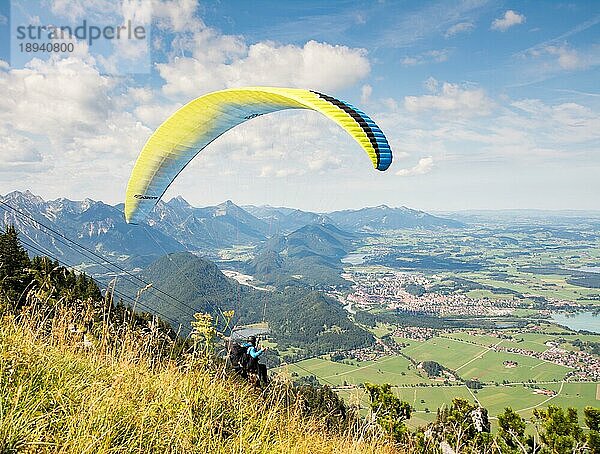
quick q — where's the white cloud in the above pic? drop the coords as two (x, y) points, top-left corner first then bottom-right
(509, 99), (600, 145)
(518, 43), (600, 82)
(49, 0), (90, 20)
(27, 1), (152, 75)
(424, 77), (439, 93)
(376, 82), (599, 199)
(307, 150), (343, 172)
(353, 12), (367, 25)
(445, 21), (474, 38)
(361, 84), (373, 104)
(396, 157), (434, 176)
(543, 44), (581, 70)
(258, 149), (342, 178)
(0, 133), (43, 169)
(259, 165), (303, 178)
(152, 11), (370, 99)
(491, 10), (525, 31)
(0, 51), (153, 198)
(49, 0), (152, 24)
(376, 0), (490, 48)
(0, 56), (114, 139)
(132, 101), (181, 129)
(157, 38), (370, 98)
(381, 98), (399, 111)
(397, 97), (600, 166)
(404, 80), (493, 117)
(152, 0), (203, 33)
(401, 49), (450, 66)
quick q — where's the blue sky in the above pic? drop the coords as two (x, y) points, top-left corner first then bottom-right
(0, 0), (598, 211)
(202, 1), (598, 96)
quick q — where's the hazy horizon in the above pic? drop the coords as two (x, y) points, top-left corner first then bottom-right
(4, 188), (600, 216)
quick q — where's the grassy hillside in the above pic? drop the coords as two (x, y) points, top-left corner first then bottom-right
(0, 311), (394, 453)
(138, 251), (264, 331)
(136, 252), (373, 358)
(249, 224), (355, 288)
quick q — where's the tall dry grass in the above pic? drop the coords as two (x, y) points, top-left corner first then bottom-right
(0, 305), (399, 453)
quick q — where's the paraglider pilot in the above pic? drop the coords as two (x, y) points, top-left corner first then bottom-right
(241, 335), (268, 386)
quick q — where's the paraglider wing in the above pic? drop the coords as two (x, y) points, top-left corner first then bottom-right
(125, 87), (393, 224)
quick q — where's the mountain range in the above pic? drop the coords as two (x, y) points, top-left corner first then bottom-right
(0, 190), (183, 270)
(0, 190), (464, 273)
(0, 190), (463, 348)
(327, 205), (464, 230)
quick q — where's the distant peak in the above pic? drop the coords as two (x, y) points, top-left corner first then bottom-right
(4, 190), (45, 204)
(168, 195), (191, 208)
(219, 199), (238, 208)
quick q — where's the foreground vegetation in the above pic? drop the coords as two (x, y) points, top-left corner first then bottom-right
(0, 226), (394, 453)
(2, 225), (600, 453)
(1, 311), (397, 453)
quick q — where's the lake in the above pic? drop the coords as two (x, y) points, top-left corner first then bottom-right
(342, 253), (367, 265)
(578, 266), (600, 273)
(550, 311), (600, 333)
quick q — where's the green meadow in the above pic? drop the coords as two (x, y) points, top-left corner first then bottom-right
(457, 351), (570, 383)
(334, 382), (599, 430)
(277, 329), (595, 424)
(280, 356), (428, 387)
(330, 381), (598, 429)
(401, 337), (490, 371)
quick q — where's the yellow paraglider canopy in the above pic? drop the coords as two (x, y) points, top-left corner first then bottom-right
(125, 86), (392, 224)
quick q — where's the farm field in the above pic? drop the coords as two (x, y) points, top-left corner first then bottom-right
(401, 334), (574, 383)
(276, 326), (597, 425)
(401, 337), (495, 372)
(442, 332), (506, 347)
(392, 337), (422, 349)
(336, 385), (473, 427)
(557, 332), (600, 343)
(472, 382), (598, 420)
(280, 356), (428, 386)
(500, 333), (561, 352)
(442, 331), (562, 352)
(472, 274), (598, 302)
(280, 331), (575, 388)
(457, 351), (570, 382)
(335, 382), (599, 430)
(335, 382), (598, 429)
(549, 382), (599, 412)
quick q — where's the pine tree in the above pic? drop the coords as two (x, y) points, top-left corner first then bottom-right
(497, 407), (529, 453)
(0, 225), (32, 307)
(532, 405), (586, 453)
(584, 407), (600, 453)
(365, 382), (412, 442)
